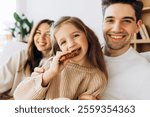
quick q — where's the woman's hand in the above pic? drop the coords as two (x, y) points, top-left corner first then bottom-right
(34, 67), (45, 73)
(31, 67), (45, 77)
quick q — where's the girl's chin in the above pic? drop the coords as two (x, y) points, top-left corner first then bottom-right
(70, 58), (86, 65)
(69, 59), (80, 64)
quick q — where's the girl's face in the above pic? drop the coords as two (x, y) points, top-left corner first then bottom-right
(55, 23), (88, 65)
(34, 23), (51, 57)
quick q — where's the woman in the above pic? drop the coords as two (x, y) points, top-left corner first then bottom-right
(0, 19), (54, 99)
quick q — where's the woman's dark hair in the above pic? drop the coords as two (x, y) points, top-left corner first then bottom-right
(50, 16), (108, 79)
(24, 19), (54, 74)
(101, 0), (143, 21)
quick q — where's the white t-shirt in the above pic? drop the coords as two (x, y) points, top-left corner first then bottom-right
(102, 47), (150, 100)
(141, 51), (150, 62)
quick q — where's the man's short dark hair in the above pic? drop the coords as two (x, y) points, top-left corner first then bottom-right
(101, 0), (143, 21)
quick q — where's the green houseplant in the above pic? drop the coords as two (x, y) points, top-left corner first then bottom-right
(10, 12), (34, 42)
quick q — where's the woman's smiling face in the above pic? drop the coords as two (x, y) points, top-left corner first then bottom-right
(34, 23), (51, 56)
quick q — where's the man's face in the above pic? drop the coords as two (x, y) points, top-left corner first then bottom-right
(103, 3), (141, 55)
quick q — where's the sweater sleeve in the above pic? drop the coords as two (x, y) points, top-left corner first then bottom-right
(14, 57), (53, 100)
(0, 49), (26, 94)
(13, 74), (50, 100)
(80, 71), (107, 97)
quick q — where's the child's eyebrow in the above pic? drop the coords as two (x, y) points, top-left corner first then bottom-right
(70, 30), (82, 35)
(58, 37), (65, 43)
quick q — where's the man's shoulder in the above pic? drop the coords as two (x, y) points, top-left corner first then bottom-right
(127, 48), (150, 63)
(140, 51), (150, 62)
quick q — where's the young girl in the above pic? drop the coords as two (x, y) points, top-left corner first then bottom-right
(0, 19), (54, 99)
(14, 16), (108, 100)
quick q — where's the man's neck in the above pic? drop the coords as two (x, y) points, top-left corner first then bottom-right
(104, 46), (131, 57)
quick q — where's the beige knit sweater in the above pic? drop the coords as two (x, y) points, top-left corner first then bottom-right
(14, 59), (107, 100)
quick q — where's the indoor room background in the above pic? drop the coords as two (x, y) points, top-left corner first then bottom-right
(0, 0), (104, 44)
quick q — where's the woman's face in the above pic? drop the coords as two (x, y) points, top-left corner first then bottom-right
(34, 23), (51, 57)
(55, 23), (88, 65)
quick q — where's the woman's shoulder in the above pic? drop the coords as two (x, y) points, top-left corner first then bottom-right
(12, 48), (27, 61)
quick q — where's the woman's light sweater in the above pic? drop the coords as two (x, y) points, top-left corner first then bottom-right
(14, 59), (107, 100)
(0, 48), (49, 99)
(0, 49), (27, 97)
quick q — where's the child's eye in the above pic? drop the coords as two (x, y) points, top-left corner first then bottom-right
(60, 41), (66, 46)
(74, 34), (80, 38)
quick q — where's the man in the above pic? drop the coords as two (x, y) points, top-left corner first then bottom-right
(101, 0), (150, 99)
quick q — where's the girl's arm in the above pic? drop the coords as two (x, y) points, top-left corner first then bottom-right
(14, 51), (70, 100)
(41, 51), (71, 87)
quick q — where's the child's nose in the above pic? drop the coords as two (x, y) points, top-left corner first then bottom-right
(68, 40), (76, 50)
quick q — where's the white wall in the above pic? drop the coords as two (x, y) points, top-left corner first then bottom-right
(16, 0), (26, 15)
(0, 0), (16, 35)
(17, 0), (104, 43)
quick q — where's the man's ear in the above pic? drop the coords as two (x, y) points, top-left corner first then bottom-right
(135, 20), (142, 33)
